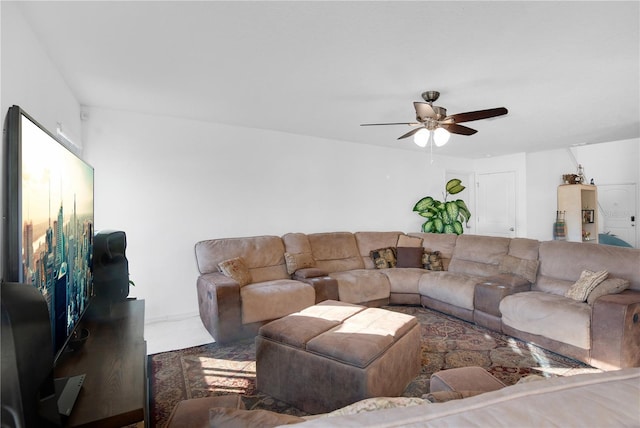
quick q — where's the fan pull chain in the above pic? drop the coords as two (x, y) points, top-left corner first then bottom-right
(430, 131), (434, 164)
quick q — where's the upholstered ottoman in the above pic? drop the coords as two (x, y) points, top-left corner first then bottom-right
(255, 300), (421, 414)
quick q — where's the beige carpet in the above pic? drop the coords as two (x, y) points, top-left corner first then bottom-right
(149, 305), (598, 427)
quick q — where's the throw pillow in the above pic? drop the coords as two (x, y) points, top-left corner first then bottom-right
(396, 234), (424, 248)
(424, 390), (486, 403)
(284, 252), (315, 275)
(422, 251), (443, 271)
(396, 247), (424, 268)
(370, 247), (397, 269)
(209, 407), (305, 427)
(218, 257), (252, 287)
(586, 277), (630, 305)
(499, 255), (539, 283)
(326, 396), (426, 417)
(565, 270), (609, 302)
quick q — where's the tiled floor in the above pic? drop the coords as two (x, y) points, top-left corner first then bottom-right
(144, 315), (213, 355)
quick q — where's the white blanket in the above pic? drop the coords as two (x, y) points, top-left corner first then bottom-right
(291, 368), (640, 427)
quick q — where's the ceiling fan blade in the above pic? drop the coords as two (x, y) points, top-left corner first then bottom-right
(360, 122), (419, 126)
(397, 127), (424, 140)
(413, 102), (437, 121)
(440, 123), (478, 136)
(446, 107), (508, 123)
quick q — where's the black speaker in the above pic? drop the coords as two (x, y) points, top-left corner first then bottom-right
(93, 230), (130, 303)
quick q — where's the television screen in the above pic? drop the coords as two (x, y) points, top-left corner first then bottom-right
(3, 105), (94, 362)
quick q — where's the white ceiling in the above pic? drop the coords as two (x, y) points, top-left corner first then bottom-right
(16, 1), (640, 158)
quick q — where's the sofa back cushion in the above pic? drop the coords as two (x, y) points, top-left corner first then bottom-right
(499, 238), (541, 283)
(194, 235), (289, 282)
(354, 231), (403, 269)
(409, 233), (458, 270)
(448, 235), (510, 277)
(307, 232), (364, 273)
(536, 240), (640, 293)
(282, 232), (313, 254)
(507, 238), (540, 260)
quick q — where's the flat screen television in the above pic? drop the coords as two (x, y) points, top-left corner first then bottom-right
(3, 105), (94, 363)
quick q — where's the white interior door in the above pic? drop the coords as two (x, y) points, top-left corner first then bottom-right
(476, 171), (516, 238)
(598, 184), (637, 247)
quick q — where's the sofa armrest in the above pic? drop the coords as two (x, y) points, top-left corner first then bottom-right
(293, 268), (329, 279)
(474, 274), (531, 317)
(293, 274), (339, 303)
(591, 290), (640, 369)
(196, 272), (244, 343)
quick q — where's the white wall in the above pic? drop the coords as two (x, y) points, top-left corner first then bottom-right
(1, 2), (83, 279)
(525, 138), (640, 242)
(82, 107), (472, 322)
(0, 2), (82, 148)
(4, 0), (638, 323)
(572, 139), (639, 186)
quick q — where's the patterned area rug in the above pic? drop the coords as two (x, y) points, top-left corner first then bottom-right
(148, 305), (598, 427)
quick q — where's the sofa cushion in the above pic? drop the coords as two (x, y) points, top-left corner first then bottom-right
(370, 247), (397, 269)
(306, 307), (418, 368)
(499, 255), (539, 283)
(284, 252), (315, 274)
(565, 270), (609, 302)
(397, 234), (424, 247)
(355, 231), (403, 269)
(448, 235), (510, 277)
(165, 395), (245, 428)
(500, 291), (592, 349)
(587, 277), (631, 305)
(257, 300), (365, 349)
(218, 257), (252, 287)
(281, 232), (313, 254)
(208, 407), (305, 427)
(419, 272), (482, 311)
(308, 232), (365, 273)
(396, 247), (424, 268)
(538, 240), (640, 291)
(329, 269), (391, 304)
(195, 235), (289, 282)
(410, 233), (458, 271)
(507, 237), (540, 260)
(240, 279), (315, 324)
(382, 268), (425, 294)
(532, 275), (574, 296)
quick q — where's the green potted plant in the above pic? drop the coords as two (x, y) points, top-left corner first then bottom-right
(413, 178), (471, 234)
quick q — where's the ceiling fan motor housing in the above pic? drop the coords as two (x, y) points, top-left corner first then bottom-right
(421, 91), (440, 103)
(416, 106), (446, 123)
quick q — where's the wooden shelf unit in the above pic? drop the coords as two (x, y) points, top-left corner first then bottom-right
(557, 184), (598, 243)
(55, 299), (147, 427)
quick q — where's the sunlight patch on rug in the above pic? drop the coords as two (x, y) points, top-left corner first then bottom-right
(182, 356), (256, 398)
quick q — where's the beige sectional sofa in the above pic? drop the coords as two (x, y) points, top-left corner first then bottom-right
(194, 231), (640, 370)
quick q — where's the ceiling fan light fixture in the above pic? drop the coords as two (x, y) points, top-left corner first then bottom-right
(413, 128), (429, 147)
(434, 128), (450, 147)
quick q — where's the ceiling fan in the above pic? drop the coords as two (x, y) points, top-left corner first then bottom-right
(361, 91), (508, 147)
